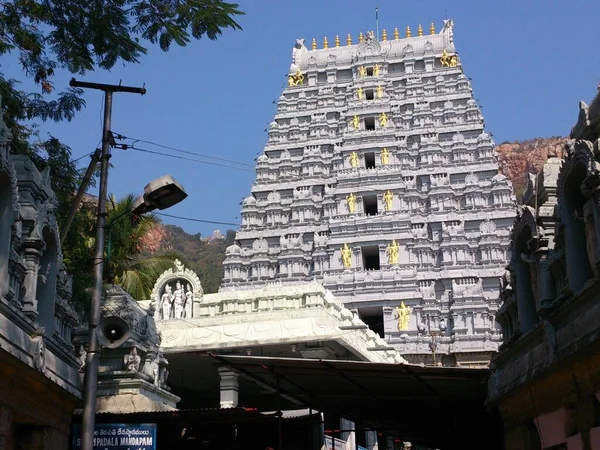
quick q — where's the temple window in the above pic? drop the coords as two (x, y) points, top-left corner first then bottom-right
(362, 245), (380, 270)
(364, 152), (376, 169)
(365, 89), (375, 100)
(358, 306), (384, 338)
(366, 67), (374, 77)
(363, 195), (378, 215)
(364, 117), (375, 131)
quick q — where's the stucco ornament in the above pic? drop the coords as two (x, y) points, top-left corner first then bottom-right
(151, 259), (203, 321)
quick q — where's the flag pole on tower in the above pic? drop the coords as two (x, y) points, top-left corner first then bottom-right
(376, 7), (379, 39)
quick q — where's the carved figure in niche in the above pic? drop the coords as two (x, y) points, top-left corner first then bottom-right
(346, 193), (357, 213)
(387, 240), (399, 265)
(449, 55), (458, 67)
(383, 190), (394, 211)
(352, 115), (360, 130)
(376, 85), (383, 98)
(173, 281), (184, 318)
(78, 346), (87, 373)
(357, 87), (364, 100)
(123, 347), (141, 372)
(358, 66), (367, 77)
(350, 151), (359, 167)
(184, 284), (193, 318)
(341, 243), (352, 268)
(160, 284), (173, 319)
(396, 302), (411, 331)
(379, 112), (388, 127)
(373, 64), (380, 76)
(288, 70), (304, 87)
(440, 49), (451, 67)
(380, 148), (390, 165)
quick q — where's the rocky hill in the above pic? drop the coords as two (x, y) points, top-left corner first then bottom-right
(142, 136), (567, 291)
(495, 136), (567, 201)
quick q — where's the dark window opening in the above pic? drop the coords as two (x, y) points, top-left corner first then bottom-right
(363, 195), (378, 215)
(365, 89), (374, 100)
(362, 245), (380, 270)
(365, 152), (376, 169)
(358, 306), (384, 338)
(364, 117), (375, 131)
(366, 67), (374, 76)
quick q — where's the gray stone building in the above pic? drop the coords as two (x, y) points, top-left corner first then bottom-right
(487, 88), (600, 449)
(0, 103), (81, 449)
(221, 21), (516, 366)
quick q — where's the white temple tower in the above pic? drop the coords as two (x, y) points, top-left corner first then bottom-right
(221, 21), (515, 366)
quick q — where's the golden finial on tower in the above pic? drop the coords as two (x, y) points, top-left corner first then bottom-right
(382, 29), (388, 41)
(406, 26), (411, 38)
(394, 27), (399, 40)
(335, 35), (340, 47)
(311, 38), (316, 50)
(418, 24), (423, 36)
(323, 37), (329, 49)
(359, 32), (364, 42)
(347, 34), (352, 45)
(430, 22), (436, 34)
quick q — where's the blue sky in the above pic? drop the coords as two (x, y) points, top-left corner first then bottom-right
(3, 0), (600, 236)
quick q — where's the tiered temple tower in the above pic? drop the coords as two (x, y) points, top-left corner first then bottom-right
(221, 20), (516, 366)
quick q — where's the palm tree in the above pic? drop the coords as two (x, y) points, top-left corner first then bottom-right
(106, 194), (182, 300)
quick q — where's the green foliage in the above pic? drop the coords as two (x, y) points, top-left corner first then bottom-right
(156, 225), (235, 294)
(0, 0), (243, 309)
(106, 194), (183, 299)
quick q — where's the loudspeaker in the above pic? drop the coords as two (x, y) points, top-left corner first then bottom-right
(97, 316), (131, 348)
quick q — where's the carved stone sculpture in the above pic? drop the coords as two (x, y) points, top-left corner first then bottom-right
(160, 284), (173, 319)
(380, 148), (390, 165)
(341, 244), (352, 268)
(387, 240), (399, 265)
(123, 347), (141, 372)
(350, 151), (359, 167)
(396, 302), (411, 331)
(383, 190), (393, 211)
(346, 193), (357, 213)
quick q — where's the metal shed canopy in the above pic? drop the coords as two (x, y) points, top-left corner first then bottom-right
(211, 354), (502, 450)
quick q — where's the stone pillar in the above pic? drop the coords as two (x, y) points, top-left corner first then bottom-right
(218, 367), (239, 408)
(21, 240), (44, 320)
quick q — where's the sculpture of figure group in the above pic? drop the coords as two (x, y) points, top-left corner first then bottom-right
(160, 281), (193, 319)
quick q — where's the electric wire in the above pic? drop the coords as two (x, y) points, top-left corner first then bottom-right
(129, 146), (254, 172)
(155, 212), (238, 227)
(112, 132), (254, 168)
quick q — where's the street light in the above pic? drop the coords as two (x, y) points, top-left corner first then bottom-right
(81, 173), (187, 450)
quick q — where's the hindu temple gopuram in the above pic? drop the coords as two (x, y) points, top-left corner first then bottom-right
(221, 20), (516, 366)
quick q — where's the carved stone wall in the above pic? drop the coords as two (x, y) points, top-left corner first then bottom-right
(488, 87), (600, 449)
(0, 97), (81, 449)
(221, 21), (515, 365)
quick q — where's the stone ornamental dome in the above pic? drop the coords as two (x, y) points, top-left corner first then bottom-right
(257, 154), (268, 163)
(269, 121), (278, 129)
(242, 195), (256, 206)
(225, 243), (242, 255)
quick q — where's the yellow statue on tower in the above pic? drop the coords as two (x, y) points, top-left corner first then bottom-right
(288, 70), (304, 86)
(383, 190), (393, 211)
(358, 66), (367, 77)
(374, 64), (380, 76)
(397, 302), (411, 331)
(376, 85), (383, 98)
(379, 112), (389, 127)
(380, 148), (390, 165)
(346, 193), (357, 213)
(440, 50), (457, 68)
(387, 239), (399, 265)
(357, 87), (364, 100)
(350, 151), (359, 168)
(341, 244), (352, 268)
(352, 115), (360, 130)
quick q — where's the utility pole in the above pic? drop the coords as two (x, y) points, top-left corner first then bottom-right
(69, 78), (146, 450)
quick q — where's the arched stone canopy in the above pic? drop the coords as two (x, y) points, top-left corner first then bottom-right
(151, 259), (203, 321)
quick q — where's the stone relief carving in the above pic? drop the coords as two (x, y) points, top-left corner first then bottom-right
(123, 347), (141, 372)
(151, 259), (203, 321)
